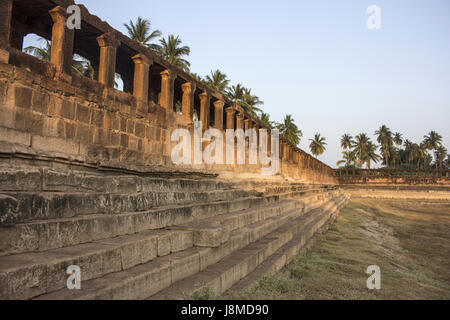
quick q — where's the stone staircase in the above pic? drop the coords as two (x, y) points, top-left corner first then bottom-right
(0, 164), (349, 300)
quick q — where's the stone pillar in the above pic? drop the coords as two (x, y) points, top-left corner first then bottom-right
(0, 0), (13, 48)
(199, 91), (210, 132)
(244, 118), (252, 132)
(160, 69), (176, 111)
(225, 107), (235, 130)
(236, 112), (244, 130)
(181, 81), (196, 126)
(49, 6), (75, 75)
(97, 33), (120, 88)
(132, 54), (152, 101)
(213, 100), (224, 130)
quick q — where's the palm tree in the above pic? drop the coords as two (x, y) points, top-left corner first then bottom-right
(124, 17), (162, 52)
(337, 150), (357, 168)
(205, 70), (229, 94)
(435, 146), (448, 169)
(226, 84), (245, 102)
(393, 132), (403, 146)
(340, 134), (354, 150)
(157, 35), (191, 72)
(241, 88), (263, 117)
(309, 134), (327, 158)
(423, 131), (443, 168)
(375, 125), (393, 167)
(25, 39), (94, 79)
(259, 112), (274, 129)
(24, 39), (51, 61)
(353, 133), (380, 168)
(276, 115), (303, 146)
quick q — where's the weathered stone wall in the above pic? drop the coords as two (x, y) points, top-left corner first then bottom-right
(0, 0), (336, 185)
(335, 169), (450, 186)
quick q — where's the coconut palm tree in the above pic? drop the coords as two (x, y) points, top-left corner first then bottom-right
(157, 35), (191, 72)
(423, 131), (443, 168)
(226, 84), (245, 102)
(353, 133), (380, 168)
(259, 112), (274, 129)
(435, 146), (448, 169)
(123, 17), (162, 52)
(393, 132), (403, 146)
(337, 150), (357, 168)
(375, 125), (393, 167)
(276, 115), (303, 146)
(309, 134), (327, 158)
(340, 134), (354, 150)
(205, 70), (229, 94)
(241, 88), (263, 117)
(24, 39), (51, 61)
(25, 39), (94, 79)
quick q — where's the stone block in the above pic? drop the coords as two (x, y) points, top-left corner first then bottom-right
(32, 135), (79, 156)
(14, 86), (32, 109)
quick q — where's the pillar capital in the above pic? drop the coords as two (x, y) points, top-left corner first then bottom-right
(213, 99), (225, 109)
(225, 106), (235, 114)
(181, 81), (196, 94)
(132, 54), (152, 102)
(160, 69), (177, 81)
(132, 53), (152, 66)
(49, 6), (68, 23)
(97, 33), (121, 49)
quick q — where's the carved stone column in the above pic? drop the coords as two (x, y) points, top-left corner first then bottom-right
(225, 107), (235, 130)
(49, 6), (75, 75)
(97, 33), (120, 88)
(199, 91), (210, 132)
(160, 69), (176, 111)
(213, 100), (225, 130)
(132, 54), (152, 101)
(235, 112), (244, 130)
(181, 81), (196, 126)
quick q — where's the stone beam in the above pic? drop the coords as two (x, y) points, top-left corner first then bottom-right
(213, 100), (225, 130)
(132, 54), (152, 102)
(97, 33), (120, 88)
(160, 69), (176, 111)
(49, 6), (75, 75)
(181, 81), (196, 126)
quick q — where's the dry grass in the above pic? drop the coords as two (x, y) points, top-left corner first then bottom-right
(227, 199), (450, 300)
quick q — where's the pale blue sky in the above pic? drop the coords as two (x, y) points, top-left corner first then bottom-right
(39, 0), (450, 166)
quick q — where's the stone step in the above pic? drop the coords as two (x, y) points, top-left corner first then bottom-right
(167, 190), (337, 248)
(0, 188), (332, 256)
(226, 194), (349, 294)
(0, 229), (193, 300)
(0, 195), (271, 256)
(0, 165), (233, 193)
(33, 194), (341, 300)
(0, 196), (316, 299)
(0, 188), (250, 224)
(149, 197), (346, 300)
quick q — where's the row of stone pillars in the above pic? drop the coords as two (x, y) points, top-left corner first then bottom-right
(0, 0), (334, 177)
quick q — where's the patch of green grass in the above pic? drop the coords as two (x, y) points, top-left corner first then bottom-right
(188, 287), (218, 300)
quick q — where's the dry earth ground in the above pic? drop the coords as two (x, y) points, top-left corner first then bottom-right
(219, 199), (450, 300)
